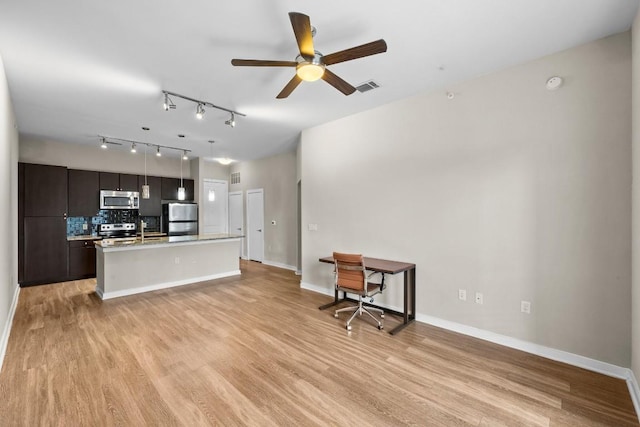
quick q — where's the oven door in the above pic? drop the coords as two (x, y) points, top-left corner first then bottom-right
(100, 190), (140, 209)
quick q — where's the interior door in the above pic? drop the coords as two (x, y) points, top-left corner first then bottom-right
(229, 191), (244, 258)
(247, 189), (264, 262)
(202, 179), (228, 234)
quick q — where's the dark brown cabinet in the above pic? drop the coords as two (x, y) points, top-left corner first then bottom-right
(20, 163), (69, 286)
(24, 163), (67, 217)
(68, 240), (96, 279)
(23, 217), (68, 284)
(138, 175), (162, 216)
(99, 172), (138, 191)
(68, 169), (99, 216)
(119, 174), (138, 191)
(161, 177), (194, 201)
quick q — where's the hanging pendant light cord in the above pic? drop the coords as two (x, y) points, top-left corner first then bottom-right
(144, 145), (148, 185)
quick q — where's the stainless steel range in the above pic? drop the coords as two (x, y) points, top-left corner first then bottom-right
(98, 223), (137, 239)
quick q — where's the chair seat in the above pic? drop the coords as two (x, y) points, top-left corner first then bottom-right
(337, 281), (382, 296)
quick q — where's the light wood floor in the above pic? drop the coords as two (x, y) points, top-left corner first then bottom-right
(0, 260), (637, 426)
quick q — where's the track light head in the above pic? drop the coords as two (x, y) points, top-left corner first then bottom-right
(131, 143), (136, 153)
(156, 146), (162, 157)
(182, 150), (188, 160)
(163, 92), (176, 111)
(225, 112), (236, 128)
(100, 138), (107, 149)
(196, 103), (205, 120)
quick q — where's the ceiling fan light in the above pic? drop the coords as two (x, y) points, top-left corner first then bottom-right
(296, 62), (325, 82)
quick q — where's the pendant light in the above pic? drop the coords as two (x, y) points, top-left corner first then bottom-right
(178, 154), (186, 201)
(142, 145), (150, 199)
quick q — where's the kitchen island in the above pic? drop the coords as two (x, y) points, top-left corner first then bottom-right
(94, 234), (242, 300)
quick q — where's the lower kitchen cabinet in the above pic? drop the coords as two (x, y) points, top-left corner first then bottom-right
(68, 240), (97, 279)
(23, 216), (68, 285)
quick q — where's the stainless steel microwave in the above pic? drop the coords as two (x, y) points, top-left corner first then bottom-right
(99, 190), (140, 210)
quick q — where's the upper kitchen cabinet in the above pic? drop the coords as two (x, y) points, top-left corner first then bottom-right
(138, 175), (162, 216)
(161, 177), (194, 201)
(119, 174), (139, 191)
(23, 163), (68, 217)
(99, 172), (139, 191)
(68, 169), (99, 216)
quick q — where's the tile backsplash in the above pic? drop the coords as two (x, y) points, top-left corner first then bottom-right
(67, 210), (159, 237)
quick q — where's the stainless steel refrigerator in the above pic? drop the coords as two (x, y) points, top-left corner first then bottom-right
(161, 202), (198, 236)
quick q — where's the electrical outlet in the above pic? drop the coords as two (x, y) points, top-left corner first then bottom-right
(82, 223), (88, 230)
(271, 220), (277, 225)
(521, 301), (531, 314)
(475, 292), (483, 305)
(308, 223), (318, 231)
(174, 257), (180, 265)
(458, 289), (466, 301)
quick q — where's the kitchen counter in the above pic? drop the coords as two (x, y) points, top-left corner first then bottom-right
(95, 234), (242, 300)
(95, 233), (241, 251)
(67, 235), (102, 241)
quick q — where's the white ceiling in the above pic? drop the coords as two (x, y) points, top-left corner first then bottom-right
(0, 0), (637, 161)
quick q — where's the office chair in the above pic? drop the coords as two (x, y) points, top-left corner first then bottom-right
(332, 252), (385, 331)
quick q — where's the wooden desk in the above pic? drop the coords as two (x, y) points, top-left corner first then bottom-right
(318, 256), (416, 335)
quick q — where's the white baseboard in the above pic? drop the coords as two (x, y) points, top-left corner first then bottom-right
(627, 370), (640, 421)
(0, 283), (20, 374)
(301, 281), (640, 421)
(262, 260), (297, 271)
(416, 313), (630, 379)
(300, 281), (332, 295)
(98, 270), (241, 300)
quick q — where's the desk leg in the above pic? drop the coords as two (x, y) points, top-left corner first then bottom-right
(389, 267), (416, 335)
(319, 288), (343, 310)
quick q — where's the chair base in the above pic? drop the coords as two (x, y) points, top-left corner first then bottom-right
(334, 300), (384, 331)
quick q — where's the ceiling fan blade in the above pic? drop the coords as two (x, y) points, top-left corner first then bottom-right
(322, 69), (356, 96)
(276, 75), (303, 99)
(323, 39), (388, 66)
(231, 59), (297, 67)
(289, 12), (315, 59)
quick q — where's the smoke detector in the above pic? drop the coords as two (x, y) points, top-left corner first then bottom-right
(546, 76), (563, 91)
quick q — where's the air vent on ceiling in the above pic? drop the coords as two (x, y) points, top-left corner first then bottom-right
(356, 80), (380, 93)
(231, 172), (241, 185)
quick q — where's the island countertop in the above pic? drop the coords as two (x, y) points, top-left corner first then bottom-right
(95, 233), (244, 251)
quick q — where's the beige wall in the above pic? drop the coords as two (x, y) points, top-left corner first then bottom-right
(230, 151), (297, 269)
(19, 136), (191, 179)
(0, 53), (19, 370)
(301, 32), (632, 366)
(632, 11), (640, 378)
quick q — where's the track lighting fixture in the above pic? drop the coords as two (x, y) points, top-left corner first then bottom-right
(161, 90), (245, 125)
(225, 112), (236, 128)
(196, 103), (205, 120)
(97, 135), (191, 158)
(163, 92), (176, 111)
(100, 137), (107, 149)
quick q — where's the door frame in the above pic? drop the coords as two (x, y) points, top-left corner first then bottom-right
(228, 190), (244, 258)
(246, 188), (264, 262)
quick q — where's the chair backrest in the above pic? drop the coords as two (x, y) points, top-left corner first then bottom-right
(333, 252), (366, 291)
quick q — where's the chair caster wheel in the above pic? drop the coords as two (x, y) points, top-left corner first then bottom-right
(380, 314), (385, 319)
(378, 325), (383, 330)
(334, 313), (339, 318)
(346, 325), (352, 331)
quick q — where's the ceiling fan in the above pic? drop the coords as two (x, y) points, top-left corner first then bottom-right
(231, 12), (387, 99)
